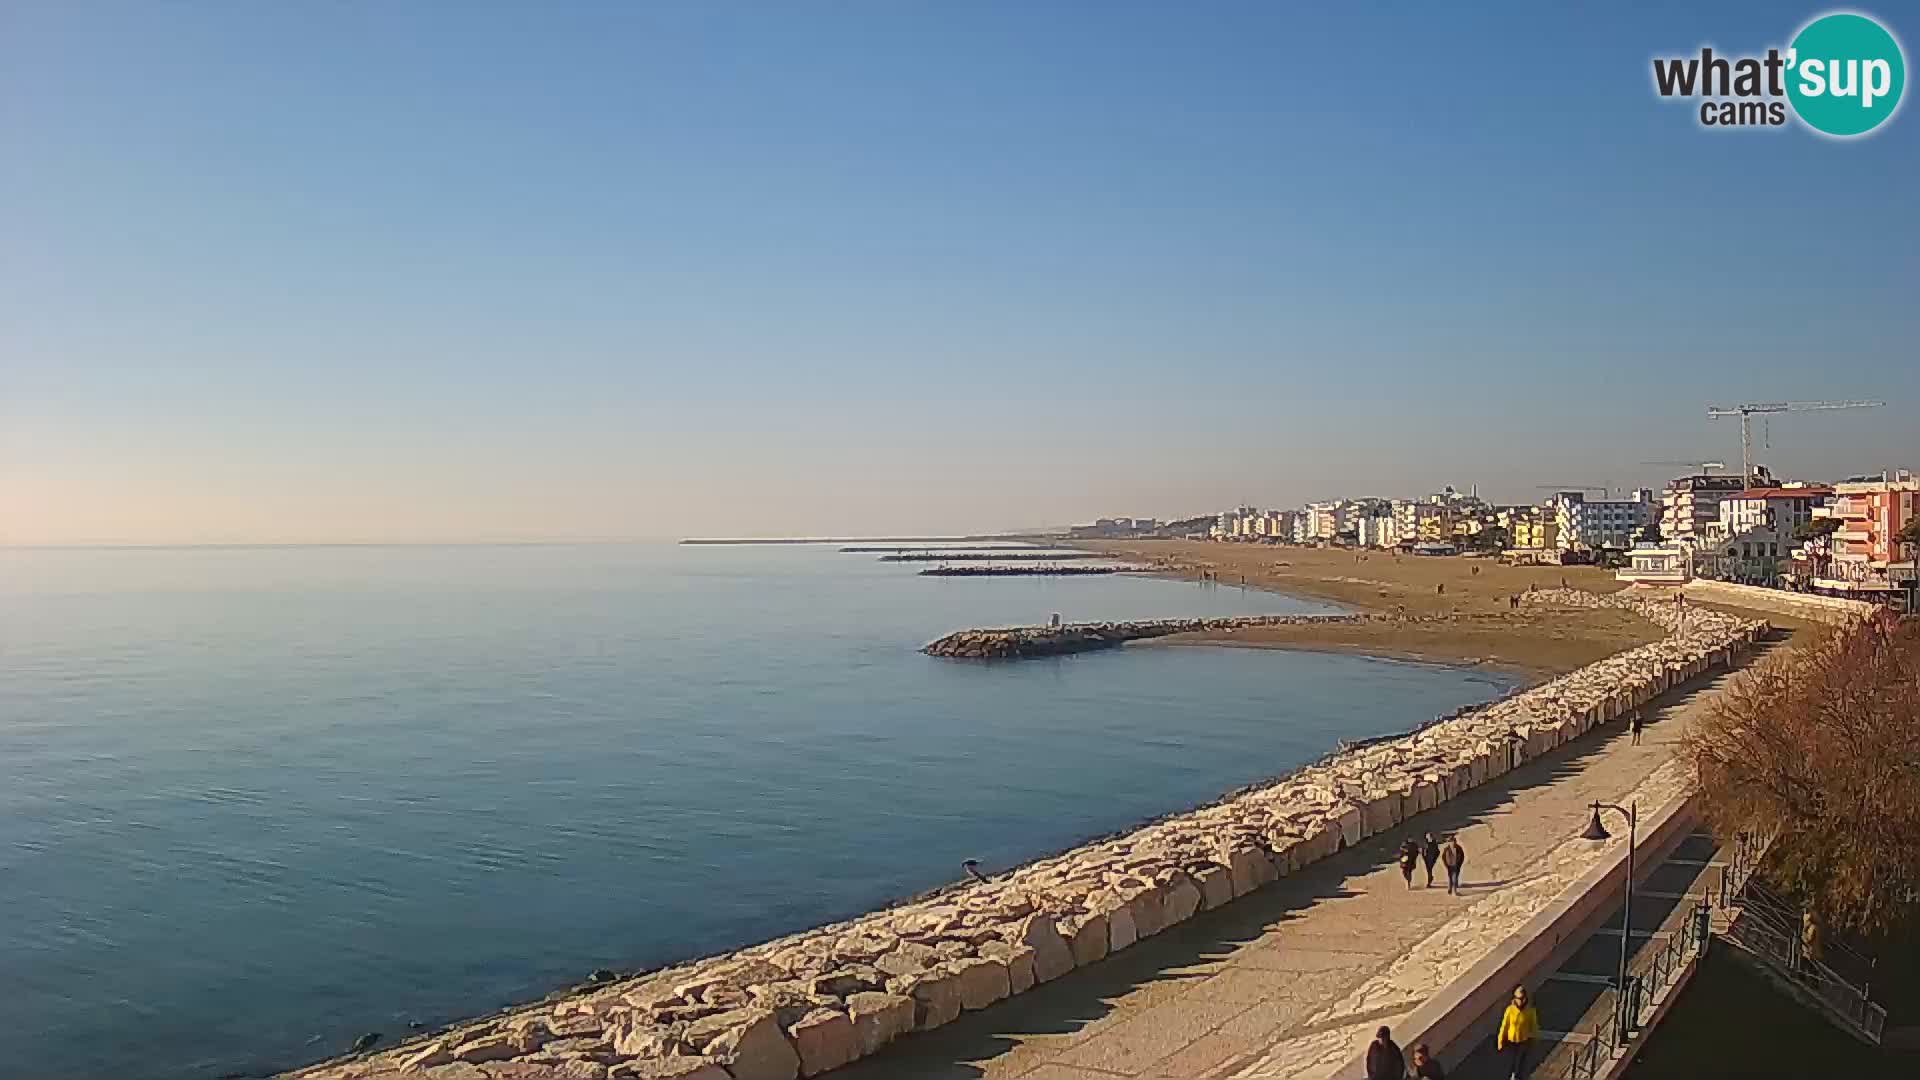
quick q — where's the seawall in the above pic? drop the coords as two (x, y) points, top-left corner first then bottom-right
(291, 593), (1768, 1080)
(1675, 579), (1881, 624)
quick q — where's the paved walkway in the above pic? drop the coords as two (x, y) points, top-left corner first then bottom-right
(832, 659), (1754, 1080)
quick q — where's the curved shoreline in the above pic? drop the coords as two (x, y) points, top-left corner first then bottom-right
(291, 590), (1770, 1080)
(1073, 541), (1664, 675)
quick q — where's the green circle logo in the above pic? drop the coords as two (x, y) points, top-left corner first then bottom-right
(1787, 12), (1906, 136)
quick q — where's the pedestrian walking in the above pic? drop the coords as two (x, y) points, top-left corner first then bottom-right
(1411, 1043), (1447, 1079)
(1366, 1026), (1406, 1080)
(1800, 909), (1823, 974)
(1497, 986), (1540, 1079)
(1398, 836), (1420, 889)
(1630, 711), (1644, 745)
(1441, 835), (1466, 895)
(1421, 832), (1441, 888)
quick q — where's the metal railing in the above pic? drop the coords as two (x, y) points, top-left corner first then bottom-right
(1558, 898), (1714, 1080)
(1720, 877), (1887, 1043)
(1717, 829), (1770, 908)
(1556, 828), (1887, 1078)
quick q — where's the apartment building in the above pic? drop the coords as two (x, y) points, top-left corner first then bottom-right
(1504, 508), (1560, 551)
(1551, 489), (1655, 551)
(1806, 470), (1919, 605)
(1708, 485), (1831, 540)
(1661, 471), (1758, 547)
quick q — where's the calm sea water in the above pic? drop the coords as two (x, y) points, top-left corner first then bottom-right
(0, 544), (1513, 1079)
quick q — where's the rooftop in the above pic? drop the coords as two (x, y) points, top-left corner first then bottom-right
(1734, 487), (1834, 500)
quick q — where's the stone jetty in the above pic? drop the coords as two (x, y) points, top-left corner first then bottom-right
(879, 552), (1100, 562)
(289, 589), (1768, 1080)
(838, 544), (1038, 553)
(923, 613), (1367, 659)
(917, 564), (1143, 578)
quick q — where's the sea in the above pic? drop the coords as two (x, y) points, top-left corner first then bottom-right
(0, 543), (1515, 1079)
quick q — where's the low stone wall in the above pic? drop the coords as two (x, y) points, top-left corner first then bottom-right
(294, 594), (1767, 1080)
(923, 614), (1368, 659)
(1677, 579), (1880, 625)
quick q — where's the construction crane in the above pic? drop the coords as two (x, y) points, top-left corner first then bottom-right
(1706, 401), (1883, 485)
(1535, 484), (1611, 495)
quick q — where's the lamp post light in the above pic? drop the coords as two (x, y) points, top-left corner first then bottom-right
(1582, 800), (1638, 1042)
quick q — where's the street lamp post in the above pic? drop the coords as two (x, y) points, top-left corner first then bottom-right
(1582, 800), (1638, 1043)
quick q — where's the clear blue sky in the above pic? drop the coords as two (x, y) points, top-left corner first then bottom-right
(3, 1), (1915, 543)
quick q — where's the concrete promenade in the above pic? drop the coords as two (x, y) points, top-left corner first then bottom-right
(833, 663), (1748, 1080)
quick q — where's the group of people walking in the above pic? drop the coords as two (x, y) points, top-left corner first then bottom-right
(1398, 832), (1466, 894)
(1369, 839), (1540, 1077)
(1366, 757), (1553, 1078)
(1366, 987), (1540, 1079)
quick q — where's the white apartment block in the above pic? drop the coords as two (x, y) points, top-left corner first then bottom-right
(1551, 489), (1655, 551)
(1705, 486), (1831, 545)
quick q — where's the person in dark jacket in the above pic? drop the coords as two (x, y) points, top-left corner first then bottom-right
(1398, 837), (1420, 889)
(1441, 835), (1466, 895)
(1366, 1025), (1406, 1080)
(1411, 1042), (1447, 1079)
(1421, 832), (1441, 887)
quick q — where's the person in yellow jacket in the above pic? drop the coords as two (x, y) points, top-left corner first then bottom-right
(1496, 985), (1540, 1078)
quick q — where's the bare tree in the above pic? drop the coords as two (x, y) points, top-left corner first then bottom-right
(1684, 616), (1920, 934)
(1792, 516), (1842, 584)
(1896, 515), (1920, 612)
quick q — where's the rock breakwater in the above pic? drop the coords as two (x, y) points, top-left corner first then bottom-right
(291, 591), (1767, 1080)
(879, 552), (1100, 562)
(916, 564), (1144, 577)
(923, 614), (1368, 659)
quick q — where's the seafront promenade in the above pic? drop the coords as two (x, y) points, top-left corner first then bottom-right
(833, 650), (1729, 1080)
(288, 589), (1766, 1080)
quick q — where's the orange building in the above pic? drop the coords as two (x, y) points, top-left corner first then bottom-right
(1807, 470), (1919, 607)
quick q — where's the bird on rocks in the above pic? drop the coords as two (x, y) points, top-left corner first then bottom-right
(350, 1032), (382, 1054)
(961, 859), (990, 883)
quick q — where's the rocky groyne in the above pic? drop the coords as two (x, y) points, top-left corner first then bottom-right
(917, 564), (1145, 578)
(292, 591), (1768, 1080)
(879, 552), (1100, 562)
(923, 614), (1368, 659)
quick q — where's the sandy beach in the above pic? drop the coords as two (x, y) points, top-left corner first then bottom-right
(1082, 540), (1665, 676)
